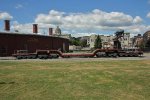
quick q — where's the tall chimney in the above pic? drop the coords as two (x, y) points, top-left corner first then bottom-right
(33, 24), (38, 33)
(49, 28), (53, 35)
(4, 20), (10, 31)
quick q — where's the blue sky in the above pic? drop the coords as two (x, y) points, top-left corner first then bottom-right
(0, 0), (150, 37)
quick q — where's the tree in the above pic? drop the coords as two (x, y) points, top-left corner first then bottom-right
(69, 37), (81, 46)
(94, 35), (102, 49)
(81, 39), (87, 47)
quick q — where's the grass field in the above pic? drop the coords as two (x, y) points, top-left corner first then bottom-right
(0, 60), (150, 100)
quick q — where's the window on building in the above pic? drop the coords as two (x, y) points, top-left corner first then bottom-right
(91, 39), (93, 42)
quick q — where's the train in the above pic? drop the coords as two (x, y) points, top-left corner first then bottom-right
(12, 48), (143, 59)
(12, 29), (143, 59)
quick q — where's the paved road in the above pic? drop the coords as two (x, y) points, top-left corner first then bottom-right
(0, 53), (150, 62)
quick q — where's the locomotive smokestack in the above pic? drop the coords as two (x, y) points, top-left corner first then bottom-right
(4, 20), (10, 31)
(49, 28), (53, 35)
(33, 24), (38, 34)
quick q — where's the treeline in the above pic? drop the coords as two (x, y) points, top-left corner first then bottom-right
(69, 35), (102, 49)
(69, 37), (88, 47)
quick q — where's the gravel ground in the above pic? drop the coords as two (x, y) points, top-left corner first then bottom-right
(0, 53), (150, 62)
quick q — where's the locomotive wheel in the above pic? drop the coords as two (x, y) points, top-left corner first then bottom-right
(112, 53), (118, 58)
(96, 52), (106, 57)
(16, 56), (23, 59)
(38, 55), (48, 59)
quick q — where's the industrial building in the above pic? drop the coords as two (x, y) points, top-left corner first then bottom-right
(0, 20), (69, 56)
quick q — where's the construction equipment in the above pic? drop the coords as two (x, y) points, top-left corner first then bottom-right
(113, 29), (124, 49)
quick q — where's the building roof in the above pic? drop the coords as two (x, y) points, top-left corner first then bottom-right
(0, 31), (69, 40)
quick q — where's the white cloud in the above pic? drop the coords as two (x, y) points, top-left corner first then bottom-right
(36, 9), (136, 28)
(35, 9), (141, 29)
(147, 12), (150, 18)
(11, 21), (53, 35)
(11, 22), (32, 33)
(35, 10), (64, 25)
(124, 25), (150, 35)
(71, 32), (97, 37)
(0, 12), (13, 20)
(15, 4), (23, 9)
(10, 9), (150, 37)
(34, 9), (150, 36)
(133, 16), (143, 24)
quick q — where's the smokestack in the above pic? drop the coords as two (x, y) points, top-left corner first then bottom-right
(4, 20), (10, 31)
(49, 28), (53, 35)
(33, 24), (38, 33)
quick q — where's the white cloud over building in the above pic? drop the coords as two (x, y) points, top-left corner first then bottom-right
(0, 12), (13, 20)
(36, 9), (141, 28)
(35, 9), (148, 35)
(2, 9), (150, 37)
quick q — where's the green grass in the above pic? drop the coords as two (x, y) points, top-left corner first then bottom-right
(0, 60), (150, 100)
